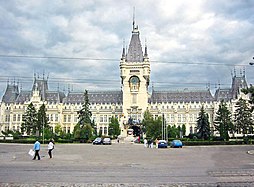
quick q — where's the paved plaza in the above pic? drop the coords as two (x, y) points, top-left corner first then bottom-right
(0, 142), (253, 187)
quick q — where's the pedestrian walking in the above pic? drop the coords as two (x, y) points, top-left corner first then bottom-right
(48, 140), (54, 158)
(144, 139), (147, 148)
(150, 140), (154, 148)
(156, 138), (159, 148)
(33, 140), (40, 160)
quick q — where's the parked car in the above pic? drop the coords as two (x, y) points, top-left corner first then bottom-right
(170, 140), (183, 148)
(103, 137), (111, 145)
(158, 140), (168, 148)
(92, 137), (103, 145)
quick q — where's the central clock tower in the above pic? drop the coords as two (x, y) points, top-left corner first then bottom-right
(120, 21), (150, 133)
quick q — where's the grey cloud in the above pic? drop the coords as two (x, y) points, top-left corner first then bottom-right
(0, 0), (253, 97)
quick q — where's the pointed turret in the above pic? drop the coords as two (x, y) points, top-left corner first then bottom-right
(121, 40), (126, 60)
(144, 41), (149, 61)
(126, 22), (144, 62)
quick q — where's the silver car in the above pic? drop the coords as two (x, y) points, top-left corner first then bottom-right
(103, 137), (111, 145)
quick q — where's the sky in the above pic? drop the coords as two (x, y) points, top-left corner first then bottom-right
(0, 0), (254, 98)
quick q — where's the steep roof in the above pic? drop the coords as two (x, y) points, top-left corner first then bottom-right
(46, 91), (65, 103)
(63, 91), (123, 104)
(15, 91), (32, 104)
(231, 75), (248, 99)
(214, 75), (248, 101)
(1, 78), (65, 104)
(32, 78), (48, 101)
(2, 84), (19, 103)
(150, 90), (215, 103)
(126, 26), (144, 62)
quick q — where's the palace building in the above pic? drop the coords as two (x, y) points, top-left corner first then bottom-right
(0, 21), (250, 138)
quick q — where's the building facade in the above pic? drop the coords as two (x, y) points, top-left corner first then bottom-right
(0, 21), (251, 138)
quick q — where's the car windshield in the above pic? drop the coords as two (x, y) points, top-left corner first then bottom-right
(159, 140), (166, 143)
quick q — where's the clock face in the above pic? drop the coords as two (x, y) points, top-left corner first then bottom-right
(130, 76), (139, 84)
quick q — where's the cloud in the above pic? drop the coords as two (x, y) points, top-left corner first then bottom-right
(0, 0), (253, 98)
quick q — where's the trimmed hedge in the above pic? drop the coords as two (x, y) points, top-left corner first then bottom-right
(182, 140), (249, 146)
(0, 139), (74, 144)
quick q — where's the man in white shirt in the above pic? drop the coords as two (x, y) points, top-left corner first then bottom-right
(47, 140), (54, 158)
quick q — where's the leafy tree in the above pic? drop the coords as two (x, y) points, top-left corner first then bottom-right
(142, 109), (153, 135)
(168, 125), (179, 138)
(21, 102), (38, 135)
(108, 116), (121, 138)
(37, 103), (50, 137)
(242, 85), (254, 112)
(177, 125), (181, 137)
(80, 124), (93, 142)
(142, 109), (162, 140)
(152, 117), (163, 139)
(73, 125), (81, 139)
(214, 100), (234, 141)
(234, 98), (253, 136)
(196, 105), (211, 140)
(182, 124), (186, 137)
(54, 124), (63, 136)
(43, 127), (54, 140)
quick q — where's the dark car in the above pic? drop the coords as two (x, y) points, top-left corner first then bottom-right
(103, 137), (111, 145)
(92, 137), (103, 145)
(170, 140), (183, 148)
(158, 140), (168, 148)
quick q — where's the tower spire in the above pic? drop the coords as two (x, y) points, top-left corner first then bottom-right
(121, 39), (126, 59)
(144, 38), (148, 58)
(133, 7), (135, 31)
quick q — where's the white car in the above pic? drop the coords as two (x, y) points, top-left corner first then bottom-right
(103, 138), (111, 145)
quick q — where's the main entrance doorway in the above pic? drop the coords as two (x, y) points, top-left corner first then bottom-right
(131, 125), (141, 137)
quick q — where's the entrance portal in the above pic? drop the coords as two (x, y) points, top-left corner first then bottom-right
(131, 125), (141, 137)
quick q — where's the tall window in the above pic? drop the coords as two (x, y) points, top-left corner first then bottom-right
(104, 115), (107, 123)
(68, 115), (71, 122)
(100, 115), (103, 122)
(17, 114), (21, 121)
(13, 114), (16, 122)
(104, 127), (107, 135)
(55, 114), (58, 122)
(132, 94), (137, 104)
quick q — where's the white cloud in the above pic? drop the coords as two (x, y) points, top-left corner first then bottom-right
(0, 0), (253, 97)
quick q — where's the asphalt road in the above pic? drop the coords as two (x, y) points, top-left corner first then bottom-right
(0, 142), (253, 187)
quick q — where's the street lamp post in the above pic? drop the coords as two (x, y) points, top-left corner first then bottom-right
(42, 114), (44, 144)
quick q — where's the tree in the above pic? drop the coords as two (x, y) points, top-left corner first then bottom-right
(55, 124), (63, 137)
(21, 102), (38, 135)
(77, 90), (92, 128)
(37, 103), (50, 137)
(196, 105), (211, 140)
(80, 124), (93, 142)
(234, 98), (253, 136)
(168, 125), (179, 138)
(242, 85), (254, 112)
(142, 109), (153, 135)
(214, 100), (234, 141)
(142, 109), (161, 140)
(108, 116), (121, 138)
(182, 124), (186, 137)
(74, 90), (94, 141)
